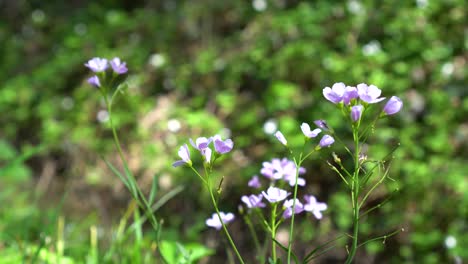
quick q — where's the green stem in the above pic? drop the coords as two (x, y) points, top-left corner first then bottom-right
(345, 127), (361, 264)
(287, 155), (303, 264)
(271, 203), (278, 261)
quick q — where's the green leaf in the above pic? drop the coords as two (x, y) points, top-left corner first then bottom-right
(148, 174), (159, 205)
(272, 238), (299, 264)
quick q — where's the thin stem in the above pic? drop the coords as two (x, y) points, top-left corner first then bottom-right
(287, 155), (303, 264)
(270, 203), (278, 261)
(244, 213), (264, 263)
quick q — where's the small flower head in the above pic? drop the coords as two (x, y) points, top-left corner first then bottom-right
(212, 135), (234, 154)
(274, 131), (288, 146)
(241, 194), (266, 208)
(301, 123), (321, 138)
(319, 135), (335, 148)
(351, 105), (364, 122)
(85, 57), (108, 72)
(201, 147), (212, 163)
(205, 212), (235, 230)
(189, 137), (211, 150)
(282, 198), (304, 219)
(172, 144), (192, 167)
(357, 83), (385, 104)
(383, 96), (403, 115)
(87, 75), (101, 87)
(343, 86), (358, 105)
(314, 120), (329, 130)
(262, 186), (289, 203)
(248, 175), (262, 188)
(110, 57), (128, 74)
(303, 195), (327, 219)
(323, 82), (346, 104)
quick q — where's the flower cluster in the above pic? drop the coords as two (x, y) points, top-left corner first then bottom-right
(275, 120), (335, 149)
(206, 212), (235, 230)
(173, 135), (234, 167)
(85, 57), (128, 88)
(323, 82), (403, 119)
(241, 158), (327, 220)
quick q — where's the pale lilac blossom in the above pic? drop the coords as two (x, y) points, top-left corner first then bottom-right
(274, 131), (287, 146)
(172, 144), (191, 167)
(248, 175), (262, 188)
(383, 96), (403, 115)
(314, 120), (329, 130)
(303, 195), (327, 219)
(241, 194), (266, 208)
(351, 105), (364, 122)
(283, 199), (304, 219)
(262, 186), (289, 203)
(85, 57), (108, 72)
(343, 86), (358, 105)
(260, 158), (306, 186)
(323, 82), (346, 104)
(212, 135), (234, 154)
(319, 135), (335, 148)
(189, 137), (211, 150)
(201, 148), (212, 163)
(301, 123), (321, 138)
(205, 212), (235, 230)
(87, 76), (101, 87)
(110, 57), (128, 74)
(357, 83), (385, 104)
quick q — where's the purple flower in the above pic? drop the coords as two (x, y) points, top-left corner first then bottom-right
(303, 195), (327, 219)
(260, 158), (306, 185)
(172, 144), (192, 167)
(314, 120), (329, 130)
(241, 194), (266, 208)
(351, 105), (364, 122)
(282, 199), (304, 219)
(262, 186), (289, 203)
(206, 212), (235, 230)
(110, 57), (128, 74)
(323, 82), (346, 104)
(274, 131), (287, 146)
(87, 75), (101, 87)
(357, 83), (385, 104)
(212, 135), (233, 154)
(248, 175), (262, 188)
(383, 96), (403, 115)
(301, 123), (321, 138)
(343, 86), (358, 105)
(189, 137), (211, 150)
(201, 148), (212, 163)
(319, 135), (335, 148)
(85, 57), (108, 72)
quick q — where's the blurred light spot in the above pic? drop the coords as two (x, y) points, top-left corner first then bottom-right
(74, 23), (87, 36)
(362, 41), (381, 56)
(31, 9), (45, 24)
(61, 97), (74, 110)
(416, 0), (428, 8)
(167, 119), (181, 133)
(275, 228), (289, 245)
(97, 110), (109, 123)
(159, 174), (172, 190)
(347, 0), (363, 15)
(252, 0), (267, 12)
(445, 235), (457, 249)
(441, 62), (454, 77)
(263, 119), (277, 135)
(149, 53), (166, 68)
(220, 128), (232, 138)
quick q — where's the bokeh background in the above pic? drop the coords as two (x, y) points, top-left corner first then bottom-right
(1, 0), (467, 263)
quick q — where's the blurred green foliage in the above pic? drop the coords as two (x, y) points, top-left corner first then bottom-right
(0, 0), (467, 263)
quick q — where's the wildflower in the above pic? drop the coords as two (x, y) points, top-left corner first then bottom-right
(314, 120), (329, 130)
(300, 123), (321, 138)
(201, 148), (212, 163)
(303, 195), (327, 219)
(260, 158), (306, 186)
(172, 144), (192, 167)
(212, 135), (234, 154)
(87, 76), (101, 87)
(206, 212), (235, 230)
(323, 82), (346, 104)
(282, 199), (304, 219)
(262, 186), (289, 203)
(351, 105), (364, 122)
(189, 137), (211, 150)
(248, 175), (262, 188)
(85, 57), (108, 72)
(241, 194), (266, 208)
(274, 131), (287, 146)
(319, 135), (335, 148)
(110, 57), (128, 74)
(343, 86), (358, 105)
(383, 96), (403, 115)
(357, 83), (385, 104)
